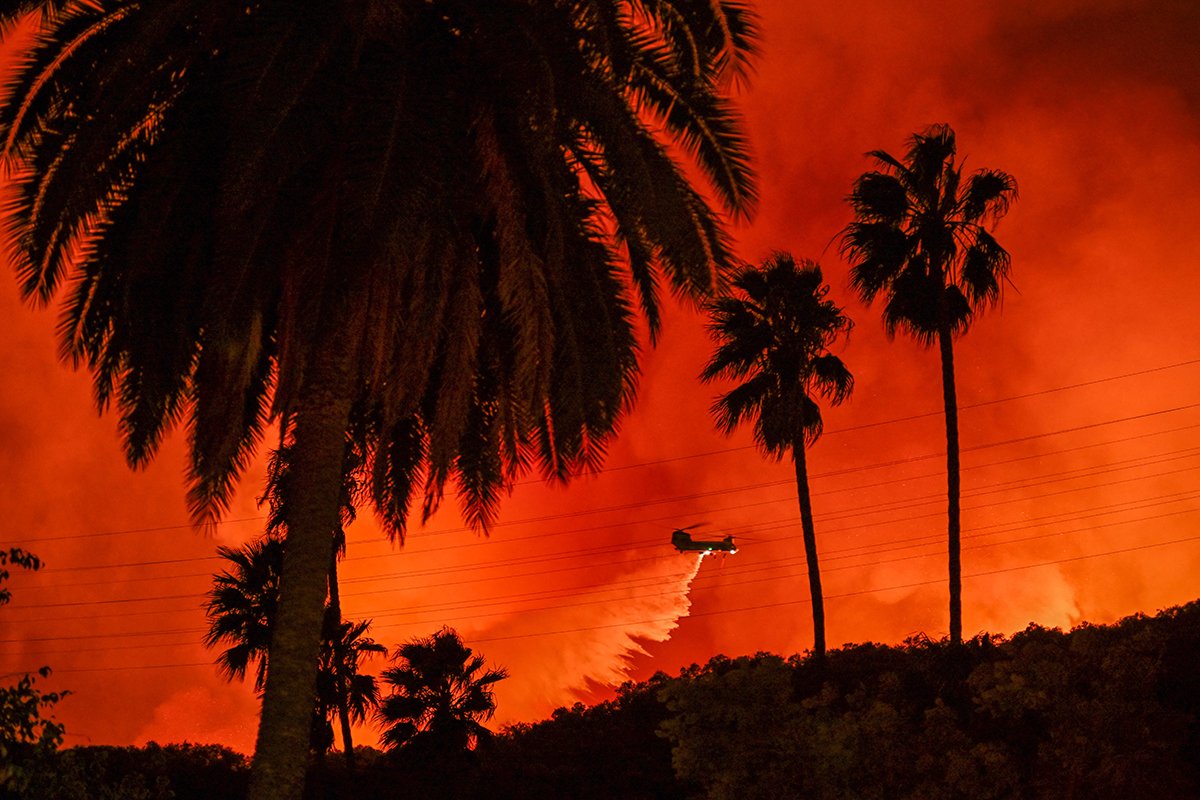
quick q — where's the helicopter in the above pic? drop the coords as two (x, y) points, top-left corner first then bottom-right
(671, 524), (738, 555)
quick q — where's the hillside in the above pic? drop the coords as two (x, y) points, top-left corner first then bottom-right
(12, 600), (1200, 799)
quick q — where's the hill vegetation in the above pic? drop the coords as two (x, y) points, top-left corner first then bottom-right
(10, 599), (1200, 799)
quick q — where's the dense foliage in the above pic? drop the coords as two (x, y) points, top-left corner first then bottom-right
(8, 742), (248, 800)
(0, 549), (67, 795)
(17, 601), (1200, 799)
(658, 603), (1200, 799)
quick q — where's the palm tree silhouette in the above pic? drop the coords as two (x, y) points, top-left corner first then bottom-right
(701, 254), (853, 659)
(204, 536), (385, 763)
(840, 124), (1017, 645)
(314, 616), (387, 768)
(0, 4), (757, 796)
(260, 438), (372, 768)
(205, 537), (285, 694)
(376, 627), (508, 756)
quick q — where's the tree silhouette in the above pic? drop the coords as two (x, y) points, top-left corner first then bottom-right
(315, 618), (385, 764)
(0, 4), (758, 797)
(203, 536), (385, 763)
(205, 537), (284, 694)
(840, 124), (1017, 644)
(260, 438), (371, 768)
(701, 255), (852, 658)
(376, 628), (508, 757)
(1, 549), (68, 794)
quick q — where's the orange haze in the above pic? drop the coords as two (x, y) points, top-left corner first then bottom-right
(2, 0), (1199, 753)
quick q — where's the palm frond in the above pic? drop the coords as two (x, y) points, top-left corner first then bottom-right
(843, 222), (909, 304)
(626, 47), (757, 216)
(369, 416), (428, 545)
(703, 253), (852, 455)
(811, 354), (854, 405)
(963, 169), (1018, 223)
(848, 172), (908, 222)
(841, 124), (1016, 348)
(709, 371), (771, 437)
(960, 229), (1010, 307)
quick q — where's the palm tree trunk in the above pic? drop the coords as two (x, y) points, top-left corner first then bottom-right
(327, 555), (357, 772)
(792, 439), (826, 660)
(938, 325), (963, 646)
(247, 336), (356, 800)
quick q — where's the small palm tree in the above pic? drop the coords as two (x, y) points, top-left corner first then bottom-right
(701, 254), (852, 659)
(205, 537), (285, 693)
(376, 628), (508, 756)
(315, 616), (385, 770)
(204, 537), (385, 762)
(840, 124), (1017, 644)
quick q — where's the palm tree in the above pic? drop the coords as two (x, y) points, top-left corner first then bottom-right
(205, 537), (285, 694)
(376, 627), (508, 756)
(701, 254), (852, 659)
(204, 536), (386, 763)
(840, 124), (1017, 645)
(260, 437), (370, 768)
(0, 3), (758, 797)
(315, 616), (387, 769)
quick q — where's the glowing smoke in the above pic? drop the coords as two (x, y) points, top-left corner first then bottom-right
(461, 553), (707, 722)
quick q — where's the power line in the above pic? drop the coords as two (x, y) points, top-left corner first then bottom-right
(18, 523), (1200, 665)
(14, 423), (1199, 597)
(8, 359), (1199, 548)
(468, 531), (1200, 643)
(27, 404), (1200, 578)
(729, 495), (1200, 575)
(8, 454), (1197, 613)
(9, 500), (1199, 651)
(13, 487), (1198, 628)
(333, 403), (1200, 543)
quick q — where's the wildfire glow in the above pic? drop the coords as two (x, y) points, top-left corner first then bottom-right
(2, 0), (1199, 753)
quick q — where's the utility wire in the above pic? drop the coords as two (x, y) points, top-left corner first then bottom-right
(20, 439), (1199, 593)
(17, 431), (1200, 609)
(8, 500), (1198, 651)
(12, 487), (1199, 628)
(21, 527), (1200, 669)
(7, 456), (1197, 616)
(26, 404), (1200, 578)
(8, 358), (1198, 547)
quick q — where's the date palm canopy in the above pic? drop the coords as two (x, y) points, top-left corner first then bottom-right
(0, 2), (758, 796)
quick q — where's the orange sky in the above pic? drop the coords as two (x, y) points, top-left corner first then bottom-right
(2, 0), (1199, 754)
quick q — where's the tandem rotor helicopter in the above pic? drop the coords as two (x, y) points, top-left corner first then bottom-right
(671, 523), (738, 555)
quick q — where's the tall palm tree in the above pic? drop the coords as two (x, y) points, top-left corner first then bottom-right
(701, 254), (852, 659)
(261, 437), (370, 767)
(840, 124), (1017, 645)
(204, 536), (386, 762)
(376, 627), (508, 756)
(0, 3), (758, 797)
